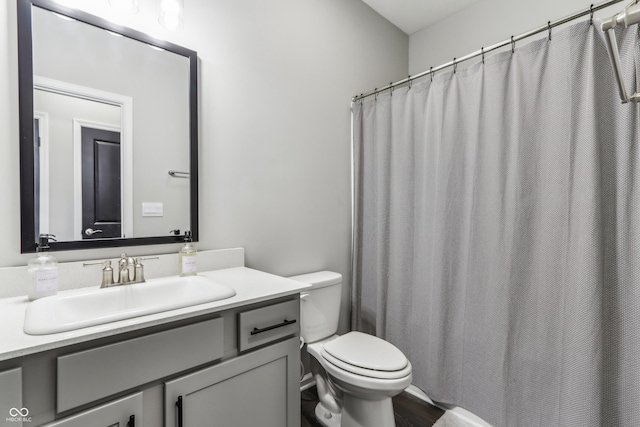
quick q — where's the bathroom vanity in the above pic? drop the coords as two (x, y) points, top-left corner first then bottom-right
(0, 267), (309, 427)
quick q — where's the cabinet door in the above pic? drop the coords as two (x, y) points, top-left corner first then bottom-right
(165, 337), (300, 427)
(0, 368), (22, 427)
(41, 392), (142, 427)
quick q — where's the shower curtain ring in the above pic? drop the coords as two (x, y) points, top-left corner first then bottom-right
(590, 4), (594, 25)
(390, 83), (393, 96)
(481, 47), (485, 64)
(374, 89), (378, 101)
(408, 75), (412, 89)
(548, 21), (552, 40)
(453, 58), (457, 73)
(511, 36), (515, 53)
(430, 67), (434, 82)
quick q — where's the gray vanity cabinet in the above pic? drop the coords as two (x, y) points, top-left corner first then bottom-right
(2, 294), (301, 427)
(40, 392), (142, 427)
(165, 336), (299, 427)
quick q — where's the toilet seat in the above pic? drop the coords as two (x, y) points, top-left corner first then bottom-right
(321, 332), (410, 380)
(321, 350), (412, 379)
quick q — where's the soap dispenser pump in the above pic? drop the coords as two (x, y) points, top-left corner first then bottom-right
(179, 230), (197, 277)
(27, 234), (58, 301)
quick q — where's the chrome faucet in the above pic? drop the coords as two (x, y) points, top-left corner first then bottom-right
(84, 254), (158, 288)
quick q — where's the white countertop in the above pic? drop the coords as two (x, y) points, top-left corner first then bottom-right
(0, 267), (310, 362)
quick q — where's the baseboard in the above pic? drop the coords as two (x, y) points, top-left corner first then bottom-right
(404, 384), (493, 427)
(300, 373), (315, 391)
(404, 384), (437, 406)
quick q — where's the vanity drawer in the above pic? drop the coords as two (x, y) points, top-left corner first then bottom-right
(57, 317), (223, 413)
(238, 299), (299, 352)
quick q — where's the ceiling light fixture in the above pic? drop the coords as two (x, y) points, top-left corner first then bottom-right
(158, 0), (184, 31)
(109, 0), (139, 15)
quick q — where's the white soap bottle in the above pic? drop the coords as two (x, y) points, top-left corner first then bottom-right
(28, 234), (58, 301)
(179, 230), (197, 277)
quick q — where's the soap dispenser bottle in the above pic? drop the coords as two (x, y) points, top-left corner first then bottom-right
(179, 230), (197, 277)
(28, 234), (58, 301)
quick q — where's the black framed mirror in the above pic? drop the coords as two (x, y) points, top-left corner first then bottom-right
(18, 0), (198, 252)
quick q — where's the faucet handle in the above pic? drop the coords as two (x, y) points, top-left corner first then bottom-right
(83, 260), (115, 288)
(133, 256), (159, 268)
(133, 257), (159, 283)
(133, 257), (159, 268)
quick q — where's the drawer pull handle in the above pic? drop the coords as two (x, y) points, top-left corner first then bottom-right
(176, 396), (183, 427)
(128, 415), (135, 427)
(251, 319), (297, 335)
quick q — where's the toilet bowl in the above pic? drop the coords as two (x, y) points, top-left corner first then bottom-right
(290, 271), (413, 427)
(308, 332), (412, 427)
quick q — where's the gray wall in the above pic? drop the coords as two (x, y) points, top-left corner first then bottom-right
(2, 0), (408, 333)
(409, 0), (623, 75)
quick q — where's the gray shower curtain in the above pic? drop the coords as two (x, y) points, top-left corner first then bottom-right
(352, 21), (640, 427)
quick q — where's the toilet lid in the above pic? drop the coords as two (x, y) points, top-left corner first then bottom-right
(322, 331), (408, 372)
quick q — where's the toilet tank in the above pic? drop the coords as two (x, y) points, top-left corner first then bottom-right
(288, 271), (342, 344)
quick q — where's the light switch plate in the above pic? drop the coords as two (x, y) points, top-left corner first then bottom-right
(142, 202), (164, 217)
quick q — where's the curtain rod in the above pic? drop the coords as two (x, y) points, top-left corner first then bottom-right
(352, 0), (626, 102)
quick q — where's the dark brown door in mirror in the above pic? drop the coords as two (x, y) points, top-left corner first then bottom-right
(81, 127), (121, 239)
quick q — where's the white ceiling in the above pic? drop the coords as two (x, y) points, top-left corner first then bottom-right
(361, 0), (482, 35)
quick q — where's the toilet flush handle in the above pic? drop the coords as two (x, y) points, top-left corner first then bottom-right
(300, 293), (310, 302)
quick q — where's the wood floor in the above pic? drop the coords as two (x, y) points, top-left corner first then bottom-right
(301, 386), (445, 427)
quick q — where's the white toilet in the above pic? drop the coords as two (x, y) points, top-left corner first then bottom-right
(290, 271), (412, 427)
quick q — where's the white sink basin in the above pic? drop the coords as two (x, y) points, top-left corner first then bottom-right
(23, 275), (236, 335)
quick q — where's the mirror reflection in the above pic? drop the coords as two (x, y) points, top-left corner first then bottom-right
(34, 87), (123, 241)
(20, 1), (198, 251)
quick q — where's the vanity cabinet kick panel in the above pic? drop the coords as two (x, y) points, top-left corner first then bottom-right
(57, 318), (223, 413)
(40, 392), (142, 427)
(0, 368), (23, 427)
(165, 337), (300, 427)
